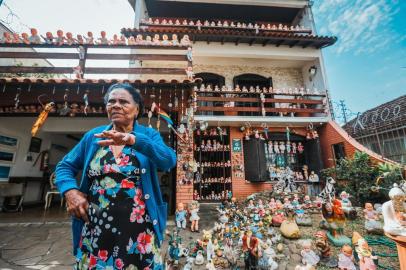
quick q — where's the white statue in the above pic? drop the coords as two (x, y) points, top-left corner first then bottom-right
(382, 184), (406, 236)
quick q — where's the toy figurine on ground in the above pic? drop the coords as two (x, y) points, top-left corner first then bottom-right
(308, 171), (320, 196)
(258, 242), (278, 270)
(356, 238), (377, 270)
(382, 183), (406, 236)
(272, 200), (287, 226)
(321, 200), (351, 246)
(175, 202), (187, 229)
(339, 191), (357, 219)
(300, 240), (320, 266)
(364, 202), (383, 234)
(242, 230), (259, 270)
(338, 244), (356, 270)
(314, 231), (338, 267)
(189, 200), (200, 232)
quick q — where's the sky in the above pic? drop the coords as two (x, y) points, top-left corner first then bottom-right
(0, 0), (405, 121)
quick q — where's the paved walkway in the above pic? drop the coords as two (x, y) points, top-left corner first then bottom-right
(0, 206), (214, 270)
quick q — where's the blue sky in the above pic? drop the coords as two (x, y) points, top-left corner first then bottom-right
(312, 0), (406, 122)
(0, 0), (404, 121)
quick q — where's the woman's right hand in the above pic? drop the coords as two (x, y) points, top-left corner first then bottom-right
(65, 189), (89, 223)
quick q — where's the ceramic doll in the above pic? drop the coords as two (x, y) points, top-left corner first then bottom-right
(65, 32), (76, 45)
(382, 184), (406, 236)
(145, 35), (152, 45)
(285, 141), (291, 153)
(186, 66), (194, 80)
(55, 30), (65, 45)
(338, 245), (356, 270)
(76, 35), (84, 45)
(302, 165), (309, 180)
(283, 197), (292, 210)
(134, 34), (143, 45)
(152, 34), (161, 45)
(269, 198), (277, 213)
(300, 240), (320, 266)
(98, 31), (109, 45)
(171, 34), (179, 46)
(356, 238), (377, 270)
(268, 141), (274, 154)
(247, 199), (256, 210)
(2, 32), (12, 43)
(242, 86), (248, 92)
(297, 142), (304, 153)
(235, 84), (241, 92)
(85, 31), (94, 44)
(21, 33), (30, 44)
(291, 194), (300, 208)
(249, 86), (255, 92)
(364, 203), (383, 233)
(29, 28), (41, 44)
(272, 200), (286, 226)
(162, 34), (170, 46)
(189, 201), (200, 232)
(181, 35), (191, 46)
(292, 142), (297, 154)
(279, 141), (286, 153)
(176, 202), (187, 229)
(273, 141), (280, 153)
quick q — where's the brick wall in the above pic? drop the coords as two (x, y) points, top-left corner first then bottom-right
(318, 120), (395, 169)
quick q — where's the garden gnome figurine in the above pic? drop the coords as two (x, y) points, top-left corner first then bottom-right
(175, 202), (187, 229)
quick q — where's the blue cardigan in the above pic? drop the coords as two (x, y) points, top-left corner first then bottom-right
(55, 122), (176, 254)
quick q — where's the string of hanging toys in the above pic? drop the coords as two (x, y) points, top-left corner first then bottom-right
(31, 94), (55, 137)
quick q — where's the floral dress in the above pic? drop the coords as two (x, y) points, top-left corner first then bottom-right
(75, 146), (163, 270)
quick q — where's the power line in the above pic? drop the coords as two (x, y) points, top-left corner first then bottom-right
(0, 2), (30, 33)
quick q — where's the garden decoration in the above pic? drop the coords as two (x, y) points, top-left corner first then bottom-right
(314, 231), (338, 268)
(339, 191), (357, 220)
(321, 199), (351, 246)
(364, 202), (384, 234)
(338, 245), (356, 270)
(189, 200), (200, 233)
(300, 239), (320, 266)
(280, 208), (300, 239)
(258, 242), (278, 270)
(318, 177), (336, 203)
(175, 202), (187, 229)
(382, 183), (406, 236)
(356, 238), (378, 270)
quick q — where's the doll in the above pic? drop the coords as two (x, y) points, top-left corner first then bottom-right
(356, 238), (377, 270)
(247, 199), (256, 209)
(292, 142), (297, 154)
(76, 35), (84, 45)
(21, 33), (30, 44)
(297, 142), (304, 153)
(29, 28), (41, 44)
(189, 201), (200, 232)
(98, 31), (109, 45)
(340, 191), (357, 219)
(242, 86), (248, 92)
(186, 66), (194, 80)
(145, 36), (152, 45)
(338, 244), (356, 270)
(175, 202), (187, 229)
(152, 34), (161, 45)
(110, 34), (120, 45)
(119, 34), (127, 45)
(364, 202), (383, 233)
(85, 31), (94, 44)
(65, 32), (76, 45)
(302, 165), (309, 180)
(268, 198), (277, 213)
(162, 34), (170, 46)
(382, 184), (406, 236)
(235, 84), (241, 92)
(55, 30), (65, 45)
(242, 230), (259, 270)
(273, 141), (280, 153)
(2, 32), (12, 43)
(279, 141), (286, 153)
(300, 240), (320, 266)
(180, 35), (191, 46)
(314, 231), (331, 259)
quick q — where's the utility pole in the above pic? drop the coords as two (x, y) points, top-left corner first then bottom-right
(338, 100), (348, 124)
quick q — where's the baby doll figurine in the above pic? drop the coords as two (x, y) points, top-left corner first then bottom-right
(269, 198), (277, 213)
(279, 141), (286, 153)
(300, 240), (320, 266)
(21, 33), (30, 44)
(189, 201), (200, 232)
(180, 35), (191, 46)
(364, 202), (383, 233)
(338, 245), (356, 270)
(29, 28), (41, 44)
(161, 34), (170, 46)
(171, 34), (179, 46)
(175, 202), (187, 229)
(65, 32), (76, 45)
(2, 32), (13, 43)
(98, 31), (109, 45)
(152, 34), (161, 45)
(292, 142), (297, 154)
(364, 203), (379, 221)
(273, 141), (280, 153)
(76, 35), (84, 45)
(247, 199), (256, 209)
(297, 142), (304, 154)
(85, 31), (94, 44)
(55, 30), (65, 45)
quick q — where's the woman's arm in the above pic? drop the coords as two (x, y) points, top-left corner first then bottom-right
(132, 129), (176, 171)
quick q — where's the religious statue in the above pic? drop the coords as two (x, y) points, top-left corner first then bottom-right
(382, 184), (406, 236)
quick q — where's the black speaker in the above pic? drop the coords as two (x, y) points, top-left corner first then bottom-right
(243, 139), (268, 182)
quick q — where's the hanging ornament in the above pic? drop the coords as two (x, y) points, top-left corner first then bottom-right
(168, 87), (173, 109)
(2, 84), (6, 93)
(157, 88), (162, 131)
(31, 94), (55, 137)
(52, 85), (56, 95)
(27, 84), (31, 92)
(151, 102), (187, 143)
(286, 126), (290, 142)
(76, 85), (80, 95)
(60, 88), (70, 116)
(148, 110), (153, 128)
(83, 90), (89, 115)
(101, 85), (105, 95)
(14, 87), (21, 109)
(263, 126), (269, 140)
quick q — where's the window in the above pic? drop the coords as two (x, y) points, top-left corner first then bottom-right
(332, 143), (346, 162)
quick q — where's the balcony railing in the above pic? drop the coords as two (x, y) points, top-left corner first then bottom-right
(194, 87), (328, 117)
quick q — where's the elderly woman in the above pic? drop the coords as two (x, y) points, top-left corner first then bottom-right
(55, 83), (176, 269)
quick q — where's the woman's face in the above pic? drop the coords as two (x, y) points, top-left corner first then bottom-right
(106, 89), (139, 127)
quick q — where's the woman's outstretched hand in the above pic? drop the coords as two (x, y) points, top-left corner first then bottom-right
(95, 130), (136, 146)
(65, 189), (89, 223)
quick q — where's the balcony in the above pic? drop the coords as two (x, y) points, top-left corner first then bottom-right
(194, 85), (329, 125)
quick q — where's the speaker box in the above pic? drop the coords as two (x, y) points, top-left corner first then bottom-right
(243, 139), (268, 182)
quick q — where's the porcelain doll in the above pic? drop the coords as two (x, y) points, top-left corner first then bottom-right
(234, 84), (241, 92)
(28, 28), (41, 44)
(339, 191), (357, 219)
(10, 33), (21, 44)
(247, 199), (256, 209)
(297, 142), (304, 153)
(83, 31), (94, 44)
(126, 36), (135, 45)
(189, 201), (200, 232)
(176, 202), (188, 229)
(291, 142), (297, 154)
(97, 31), (109, 45)
(152, 34), (161, 45)
(75, 34), (84, 45)
(364, 202), (383, 233)
(300, 240), (320, 266)
(382, 184), (406, 236)
(303, 195), (312, 209)
(2, 32), (12, 43)
(241, 86), (248, 92)
(272, 201), (286, 226)
(338, 245), (356, 270)
(279, 141), (286, 153)
(283, 197), (292, 210)
(186, 66), (194, 80)
(54, 30), (65, 45)
(21, 33), (30, 44)
(267, 141), (274, 153)
(255, 85), (261, 93)
(273, 141), (280, 153)
(65, 32), (75, 45)
(145, 35), (152, 45)
(356, 238), (377, 270)
(181, 35), (191, 46)
(162, 34), (170, 46)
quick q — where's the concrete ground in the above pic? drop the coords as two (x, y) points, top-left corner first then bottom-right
(0, 205), (217, 270)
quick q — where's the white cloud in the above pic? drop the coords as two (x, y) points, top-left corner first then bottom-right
(313, 0), (401, 54)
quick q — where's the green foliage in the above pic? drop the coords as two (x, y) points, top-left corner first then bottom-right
(320, 151), (399, 205)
